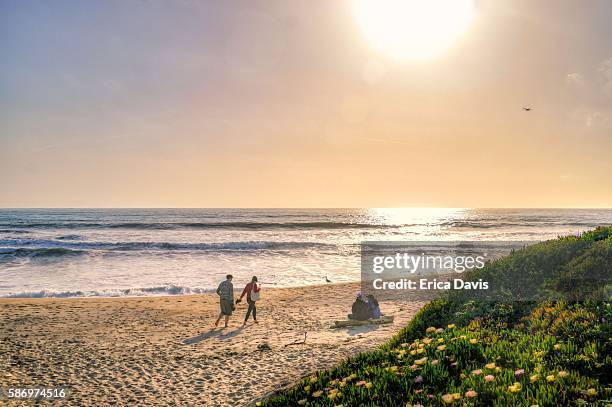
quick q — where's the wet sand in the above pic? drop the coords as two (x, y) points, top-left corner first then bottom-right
(0, 283), (426, 406)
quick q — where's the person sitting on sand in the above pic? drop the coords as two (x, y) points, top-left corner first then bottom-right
(348, 292), (371, 321)
(236, 276), (261, 326)
(366, 294), (381, 319)
(214, 274), (235, 328)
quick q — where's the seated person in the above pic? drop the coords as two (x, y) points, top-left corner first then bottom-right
(348, 292), (371, 321)
(366, 294), (381, 319)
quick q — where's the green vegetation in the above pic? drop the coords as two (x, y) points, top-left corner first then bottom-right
(263, 227), (611, 406)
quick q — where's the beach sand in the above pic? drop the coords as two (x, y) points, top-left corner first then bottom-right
(1, 283), (427, 406)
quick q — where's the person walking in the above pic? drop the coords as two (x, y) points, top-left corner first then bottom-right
(214, 274), (235, 328)
(236, 276), (261, 326)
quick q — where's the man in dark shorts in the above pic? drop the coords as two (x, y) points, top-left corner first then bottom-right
(214, 274), (234, 328)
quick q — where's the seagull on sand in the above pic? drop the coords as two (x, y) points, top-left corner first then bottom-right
(522, 107), (532, 111)
(324, 276), (332, 283)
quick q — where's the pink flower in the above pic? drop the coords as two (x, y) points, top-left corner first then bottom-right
(484, 375), (495, 382)
(432, 360), (439, 366)
(515, 369), (525, 377)
(414, 375), (423, 383)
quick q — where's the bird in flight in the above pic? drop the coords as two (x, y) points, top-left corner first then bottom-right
(522, 107), (532, 111)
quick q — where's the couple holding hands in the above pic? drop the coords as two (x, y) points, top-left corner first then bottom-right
(214, 274), (261, 328)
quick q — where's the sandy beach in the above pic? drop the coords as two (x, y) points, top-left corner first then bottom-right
(1, 283), (427, 406)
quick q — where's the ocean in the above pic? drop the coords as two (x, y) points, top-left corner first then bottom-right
(1, 208), (611, 298)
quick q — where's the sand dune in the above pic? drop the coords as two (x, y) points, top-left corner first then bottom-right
(1, 283), (426, 406)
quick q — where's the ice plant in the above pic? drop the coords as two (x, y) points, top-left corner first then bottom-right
(484, 375), (495, 382)
(546, 375), (556, 382)
(465, 390), (478, 398)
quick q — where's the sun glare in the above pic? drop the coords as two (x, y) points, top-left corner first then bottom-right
(352, 0), (475, 60)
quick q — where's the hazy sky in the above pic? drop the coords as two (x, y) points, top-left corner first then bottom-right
(1, 0), (611, 208)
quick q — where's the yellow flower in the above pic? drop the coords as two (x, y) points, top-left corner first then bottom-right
(530, 375), (539, 383)
(441, 394), (455, 404)
(447, 324), (456, 329)
(508, 382), (522, 393)
(309, 376), (317, 383)
(423, 338), (432, 344)
(297, 399), (307, 406)
(558, 371), (569, 378)
(410, 350), (417, 355)
(304, 385), (311, 392)
(485, 363), (496, 369)
(436, 328), (444, 334)
(470, 338), (478, 344)
(256, 403), (262, 406)
(438, 338), (445, 343)
(484, 375), (495, 382)
(460, 335), (467, 339)
(415, 357), (428, 365)
(365, 382), (373, 389)
(452, 393), (461, 400)
(465, 390), (478, 398)
(312, 390), (323, 397)
(553, 343), (561, 350)
(328, 393), (337, 400)
(546, 375), (555, 382)
(426, 327), (437, 333)
(495, 366), (502, 373)
(437, 345), (447, 351)
(584, 388), (597, 396)
(417, 348), (425, 354)
(418, 343), (425, 349)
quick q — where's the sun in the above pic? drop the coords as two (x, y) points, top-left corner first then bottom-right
(352, 0), (475, 61)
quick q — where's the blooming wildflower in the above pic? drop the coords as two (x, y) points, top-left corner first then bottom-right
(441, 394), (455, 404)
(432, 359), (439, 365)
(546, 375), (555, 382)
(508, 382), (522, 393)
(417, 348), (425, 354)
(558, 371), (568, 378)
(460, 373), (467, 379)
(418, 343), (425, 349)
(426, 327), (437, 333)
(410, 350), (417, 355)
(410, 364), (418, 370)
(452, 393), (461, 400)
(485, 363), (496, 369)
(584, 388), (597, 396)
(530, 375), (539, 383)
(471, 369), (483, 375)
(312, 390), (323, 397)
(297, 399), (307, 405)
(304, 385), (311, 392)
(436, 328), (444, 334)
(470, 338), (478, 344)
(415, 357), (428, 365)
(401, 342), (410, 347)
(414, 375), (423, 383)
(484, 375), (495, 382)
(437, 345), (447, 351)
(309, 376), (317, 383)
(465, 390), (478, 398)
(447, 324), (456, 329)
(423, 338), (432, 344)
(451, 362), (458, 368)
(553, 344), (561, 350)
(515, 369), (525, 377)
(438, 338), (445, 343)
(495, 367), (502, 373)
(365, 382), (373, 389)
(355, 381), (367, 387)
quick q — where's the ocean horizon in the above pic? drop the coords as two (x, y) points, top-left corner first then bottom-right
(1, 208), (611, 298)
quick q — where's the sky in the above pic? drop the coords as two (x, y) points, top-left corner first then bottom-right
(1, 0), (611, 208)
